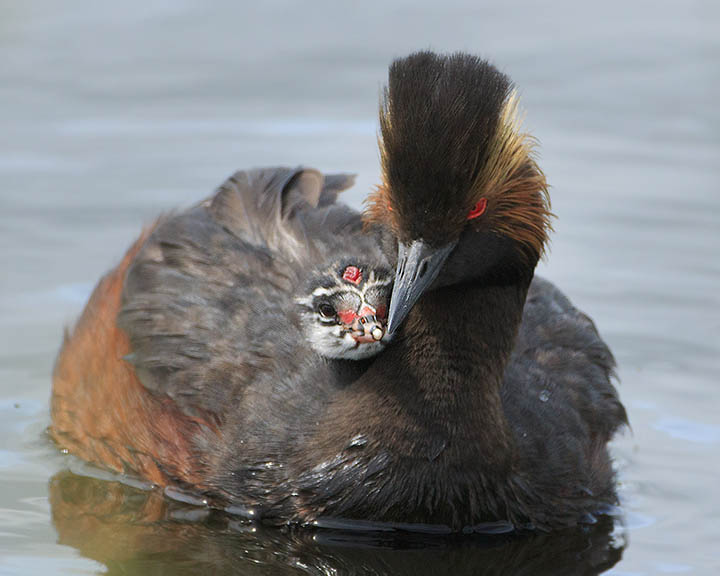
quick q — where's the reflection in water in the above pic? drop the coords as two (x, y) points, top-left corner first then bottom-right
(50, 470), (624, 576)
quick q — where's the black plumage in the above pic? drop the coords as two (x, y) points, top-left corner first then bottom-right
(51, 52), (627, 534)
(341, 51), (628, 530)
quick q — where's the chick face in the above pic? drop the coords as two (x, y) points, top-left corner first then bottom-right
(296, 264), (392, 360)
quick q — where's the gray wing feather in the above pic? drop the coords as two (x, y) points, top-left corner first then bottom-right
(118, 166), (359, 419)
(206, 167), (356, 261)
(504, 277), (627, 498)
(511, 277), (627, 436)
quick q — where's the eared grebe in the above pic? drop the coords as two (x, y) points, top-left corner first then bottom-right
(51, 52), (627, 532)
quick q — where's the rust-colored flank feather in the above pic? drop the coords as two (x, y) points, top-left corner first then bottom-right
(50, 224), (214, 487)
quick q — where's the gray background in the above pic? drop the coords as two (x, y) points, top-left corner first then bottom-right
(1, 1), (718, 573)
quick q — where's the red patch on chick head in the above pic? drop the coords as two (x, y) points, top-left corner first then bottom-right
(342, 266), (362, 285)
(337, 309), (357, 325)
(358, 305), (377, 318)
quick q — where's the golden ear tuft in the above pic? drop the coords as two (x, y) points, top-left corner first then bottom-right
(363, 183), (396, 232)
(472, 90), (553, 260)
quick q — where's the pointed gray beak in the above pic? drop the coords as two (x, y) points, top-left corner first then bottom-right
(386, 239), (456, 335)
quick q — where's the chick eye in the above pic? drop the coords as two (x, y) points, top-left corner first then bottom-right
(318, 303), (337, 319)
(467, 198), (488, 220)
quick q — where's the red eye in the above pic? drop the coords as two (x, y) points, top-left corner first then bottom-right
(467, 198), (487, 220)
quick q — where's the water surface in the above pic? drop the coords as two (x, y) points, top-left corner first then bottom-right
(1, 1), (719, 574)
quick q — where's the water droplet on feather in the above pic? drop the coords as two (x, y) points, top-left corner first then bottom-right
(347, 434), (368, 449)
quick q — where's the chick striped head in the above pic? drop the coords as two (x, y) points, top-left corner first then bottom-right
(296, 262), (393, 360)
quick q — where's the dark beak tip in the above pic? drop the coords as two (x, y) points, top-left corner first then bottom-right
(386, 297), (409, 336)
(386, 321), (397, 336)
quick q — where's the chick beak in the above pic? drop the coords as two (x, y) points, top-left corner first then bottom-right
(386, 239), (456, 335)
(350, 314), (386, 344)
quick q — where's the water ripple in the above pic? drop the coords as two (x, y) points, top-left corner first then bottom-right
(652, 418), (720, 445)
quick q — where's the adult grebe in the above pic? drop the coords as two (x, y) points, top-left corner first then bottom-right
(51, 52), (627, 532)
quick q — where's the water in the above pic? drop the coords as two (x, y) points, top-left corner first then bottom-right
(1, 1), (718, 573)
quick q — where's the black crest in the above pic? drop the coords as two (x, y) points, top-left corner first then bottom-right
(377, 52), (512, 245)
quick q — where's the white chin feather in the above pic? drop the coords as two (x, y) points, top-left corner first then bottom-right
(308, 324), (388, 360)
